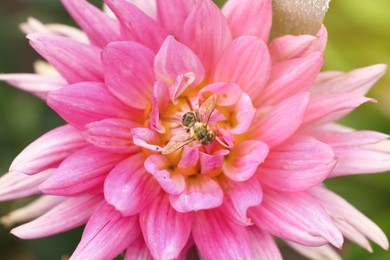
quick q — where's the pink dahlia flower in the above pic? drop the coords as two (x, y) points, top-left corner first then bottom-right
(1, 0), (390, 259)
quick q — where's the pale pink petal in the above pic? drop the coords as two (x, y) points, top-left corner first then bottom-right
(126, 0), (157, 19)
(131, 127), (163, 152)
(104, 153), (161, 216)
(10, 124), (87, 175)
(178, 146), (199, 169)
(153, 80), (170, 111)
(140, 195), (192, 259)
(250, 189), (344, 248)
(1, 196), (64, 227)
(311, 186), (389, 250)
(249, 227), (283, 260)
(222, 0), (272, 41)
(260, 52), (323, 106)
(156, 0), (195, 37)
(124, 235), (153, 260)
(250, 92), (310, 148)
(198, 82), (242, 107)
(192, 209), (253, 259)
(259, 135), (336, 192)
(27, 33), (103, 83)
(223, 140), (269, 181)
(39, 146), (126, 195)
(181, 0), (232, 76)
(11, 195), (102, 239)
(61, 0), (120, 48)
(169, 73), (196, 104)
(144, 154), (185, 194)
(220, 178), (263, 226)
(154, 36), (205, 87)
(47, 82), (132, 130)
(83, 118), (141, 153)
(288, 243), (342, 260)
(102, 41), (155, 109)
(0, 73), (66, 99)
(70, 202), (140, 260)
(148, 95), (165, 133)
(216, 125), (235, 148)
(200, 150), (227, 174)
(213, 36), (271, 99)
(169, 175), (223, 212)
(0, 170), (51, 201)
(104, 0), (167, 52)
(229, 93), (256, 135)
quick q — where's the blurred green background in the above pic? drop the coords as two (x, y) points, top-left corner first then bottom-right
(0, 0), (389, 259)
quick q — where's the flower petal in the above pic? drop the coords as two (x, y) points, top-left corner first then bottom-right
(10, 124), (87, 175)
(140, 195), (193, 260)
(249, 227), (283, 260)
(200, 150), (227, 175)
(131, 127), (163, 152)
(259, 135), (336, 192)
(104, 153), (161, 216)
(126, 0), (157, 19)
(70, 202), (140, 260)
(198, 82), (242, 107)
(192, 209), (253, 259)
(222, 0), (272, 41)
(27, 33), (103, 83)
(11, 195), (102, 239)
(229, 93), (256, 135)
(288, 243), (342, 260)
(124, 235), (153, 260)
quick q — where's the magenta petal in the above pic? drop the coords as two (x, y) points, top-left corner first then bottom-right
(70, 202), (140, 260)
(47, 82), (131, 130)
(104, 153), (161, 216)
(61, 0), (120, 48)
(27, 33), (103, 84)
(249, 227), (283, 260)
(104, 0), (167, 52)
(40, 146), (126, 195)
(193, 209), (253, 259)
(144, 154), (185, 194)
(126, 0), (157, 19)
(83, 118), (141, 153)
(181, 0), (232, 76)
(169, 175), (223, 212)
(11, 195), (102, 239)
(250, 189), (344, 248)
(124, 235), (153, 260)
(10, 124), (86, 175)
(259, 135), (336, 192)
(131, 127), (163, 152)
(222, 0), (271, 41)
(213, 36), (271, 99)
(140, 195), (192, 259)
(102, 41), (155, 109)
(251, 92), (310, 148)
(224, 140), (269, 181)
(154, 36), (205, 86)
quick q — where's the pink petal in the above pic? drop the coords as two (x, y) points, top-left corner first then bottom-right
(11, 195), (102, 239)
(200, 150), (227, 175)
(126, 0), (157, 20)
(0, 170), (51, 201)
(220, 177), (263, 226)
(47, 82), (132, 130)
(10, 124), (87, 175)
(192, 209), (253, 259)
(259, 135), (336, 192)
(102, 41), (155, 109)
(0, 73), (66, 98)
(147, 95), (165, 133)
(169, 175), (223, 212)
(288, 243), (341, 260)
(131, 127), (163, 152)
(144, 154), (185, 194)
(39, 146), (126, 195)
(260, 52), (323, 106)
(181, 0), (232, 76)
(156, 0), (195, 37)
(198, 82), (242, 107)
(61, 0), (120, 48)
(153, 80), (170, 111)
(250, 189), (344, 248)
(178, 146), (199, 169)
(222, 0), (272, 41)
(70, 202), (140, 260)
(27, 33), (103, 84)
(140, 195), (193, 259)
(228, 93), (256, 135)
(213, 36), (271, 99)
(223, 140), (269, 181)
(249, 227), (283, 260)
(104, 0), (167, 52)
(83, 118), (141, 153)
(124, 235), (153, 260)
(104, 153), (161, 216)
(154, 36), (205, 87)
(250, 92), (310, 148)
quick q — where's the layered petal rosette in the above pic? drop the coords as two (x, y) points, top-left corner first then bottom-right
(1, 0), (390, 259)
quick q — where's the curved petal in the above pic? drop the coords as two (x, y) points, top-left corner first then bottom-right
(289, 243), (342, 260)
(249, 227), (283, 260)
(200, 150), (227, 175)
(124, 235), (153, 260)
(126, 0), (157, 19)
(198, 82), (242, 107)
(131, 127), (163, 152)
(140, 195), (193, 260)
(228, 93), (256, 135)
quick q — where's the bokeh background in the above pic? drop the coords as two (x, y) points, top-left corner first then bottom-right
(0, 0), (389, 259)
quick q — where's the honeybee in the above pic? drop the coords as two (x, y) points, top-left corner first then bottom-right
(162, 94), (217, 155)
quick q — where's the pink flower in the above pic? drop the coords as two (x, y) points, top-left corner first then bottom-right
(1, 0), (389, 259)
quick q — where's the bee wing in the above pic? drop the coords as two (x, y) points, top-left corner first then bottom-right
(162, 135), (194, 155)
(198, 94), (217, 124)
